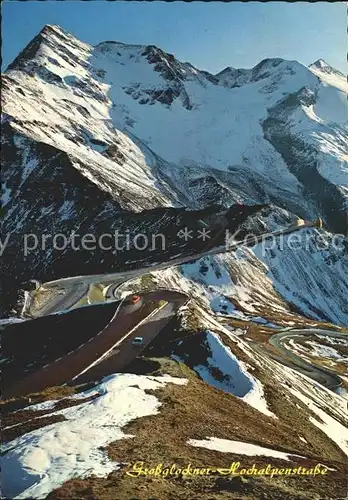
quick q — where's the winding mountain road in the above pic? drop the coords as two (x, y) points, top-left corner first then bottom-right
(266, 328), (347, 390)
(8, 219), (333, 397)
(4, 290), (188, 398)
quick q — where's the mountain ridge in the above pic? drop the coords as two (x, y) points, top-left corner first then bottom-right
(6, 24), (344, 90)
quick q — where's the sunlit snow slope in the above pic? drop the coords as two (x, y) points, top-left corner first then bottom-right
(3, 24), (347, 225)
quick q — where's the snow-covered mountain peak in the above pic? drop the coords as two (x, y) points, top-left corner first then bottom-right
(310, 58), (344, 76)
(40, 24), (71, 38)
(309, 59), (347, 93)
(92, 38), (214, 102)
(214, 58), (317, 91)
(250, 57), (285, 77)
(6, 24), (90, 74)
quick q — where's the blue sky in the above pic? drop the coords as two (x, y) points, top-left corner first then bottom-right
(2, 1), (346, 73)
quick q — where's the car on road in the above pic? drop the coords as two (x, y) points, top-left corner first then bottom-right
(124, 294), (142, 305)
(132, 336), (144, 346)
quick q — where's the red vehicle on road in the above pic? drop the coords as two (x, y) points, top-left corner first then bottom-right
(123, 294), (142, 306)
(130, 295), (141, 304)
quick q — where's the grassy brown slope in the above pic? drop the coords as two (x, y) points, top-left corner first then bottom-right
(47, 360), (347, 500)
(3, 300), (347, 500)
